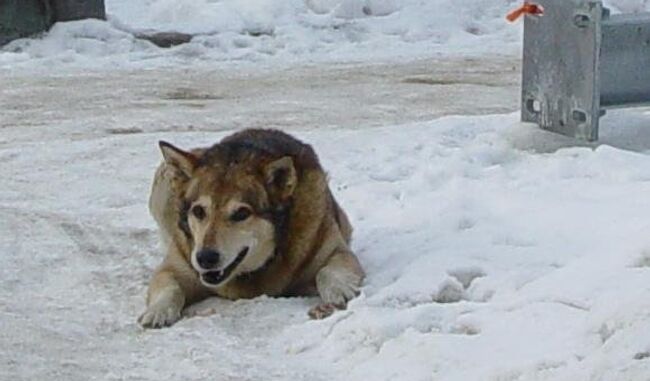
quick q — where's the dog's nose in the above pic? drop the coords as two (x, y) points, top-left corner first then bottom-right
(196, 248), (220, 270)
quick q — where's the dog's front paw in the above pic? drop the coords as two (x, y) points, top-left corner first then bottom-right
(308, 303), (342, 320)
(138, 299), (182, 329)
(311, 267), (361, 319)
(317, 267), (360, 306)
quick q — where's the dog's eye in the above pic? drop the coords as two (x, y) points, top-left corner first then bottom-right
(230, 207), (252, 222)
(191, 205), (206, 220)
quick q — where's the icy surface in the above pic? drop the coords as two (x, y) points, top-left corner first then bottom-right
(3, 0), (650, 380)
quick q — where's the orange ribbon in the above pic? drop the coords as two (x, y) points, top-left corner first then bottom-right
(506, 2), (544, 22)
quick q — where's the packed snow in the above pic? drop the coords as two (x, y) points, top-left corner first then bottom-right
(3, 0), (650, 380)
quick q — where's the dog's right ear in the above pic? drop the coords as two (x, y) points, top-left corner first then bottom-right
(159, 141), (198, 177)
(264, 156), (297, 202)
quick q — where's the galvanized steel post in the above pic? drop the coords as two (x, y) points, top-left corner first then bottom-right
(521, 0), (650, 141)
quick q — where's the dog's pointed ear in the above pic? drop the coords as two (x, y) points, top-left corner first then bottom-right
(159, 141), (198, 177)
(264, 156), (297, 200)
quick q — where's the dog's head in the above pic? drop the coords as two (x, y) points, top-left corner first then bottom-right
(159, 140), (296, 288)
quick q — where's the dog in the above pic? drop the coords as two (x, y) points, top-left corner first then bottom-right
(139, 129), (364, 328)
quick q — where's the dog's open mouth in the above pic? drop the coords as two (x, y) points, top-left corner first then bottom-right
(201, 247), (249, 286)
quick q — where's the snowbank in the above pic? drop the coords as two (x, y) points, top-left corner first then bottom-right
(3, 0), (648, 69)
(2, 0), (522, 68)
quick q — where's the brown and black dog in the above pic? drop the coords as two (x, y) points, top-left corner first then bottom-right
(139, 129), (364, 328)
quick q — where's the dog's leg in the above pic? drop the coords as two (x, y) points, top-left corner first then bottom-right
(309, 249), (364, 319)
(139, 248), (206, 328)
(138, 270), (185, 328)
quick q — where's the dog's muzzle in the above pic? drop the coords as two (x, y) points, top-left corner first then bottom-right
(200, 247), (249, 286)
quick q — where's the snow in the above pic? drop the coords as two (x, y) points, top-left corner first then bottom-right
(1, 0), (647, 69)
(3, 0), (650, 380)
(2, 0), (526, 69)
(5, 102), (650, 379)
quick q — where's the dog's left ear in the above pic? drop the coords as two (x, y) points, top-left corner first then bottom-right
(264, 156), (297, 201)
(159, 141), (198, 177)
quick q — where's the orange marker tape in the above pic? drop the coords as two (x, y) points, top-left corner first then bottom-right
(506, 2), (544, 22)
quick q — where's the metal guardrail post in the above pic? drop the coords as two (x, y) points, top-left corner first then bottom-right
(521, 0), (650, 141)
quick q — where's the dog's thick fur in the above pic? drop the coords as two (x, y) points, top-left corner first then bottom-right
(139, 129), (364, 328)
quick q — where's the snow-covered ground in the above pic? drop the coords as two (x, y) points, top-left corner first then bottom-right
(2, 0), (526, 69)
(3, 0), (650, 380)
(1, 0), (644, 70)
